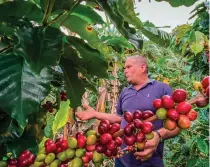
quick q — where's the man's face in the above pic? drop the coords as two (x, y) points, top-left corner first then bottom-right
(124, 58), (146, 84)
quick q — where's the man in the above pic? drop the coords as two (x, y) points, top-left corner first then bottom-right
(76, 55), (181, 167)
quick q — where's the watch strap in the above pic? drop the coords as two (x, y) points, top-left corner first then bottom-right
(154, 130), (163, 142)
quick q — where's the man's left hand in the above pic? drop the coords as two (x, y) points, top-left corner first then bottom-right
(134, 131), (160, 161)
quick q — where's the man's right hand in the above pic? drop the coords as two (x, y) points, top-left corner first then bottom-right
(75, 104), (97, 120)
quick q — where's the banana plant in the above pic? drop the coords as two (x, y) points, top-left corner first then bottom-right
(0, 0), (144, 156)
(154, 0), (197, 7)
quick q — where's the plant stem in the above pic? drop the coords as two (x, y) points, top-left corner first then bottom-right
(143, 115), (158, 122)
(0, 45), (11, 53)
(113, 129), (124, 138)
(59, 0), (82, 26)
(48, 11), (67, 26)
(105, 13), (111, 34)
(186, 129), (208, 138)
(42, 0), (55, 25)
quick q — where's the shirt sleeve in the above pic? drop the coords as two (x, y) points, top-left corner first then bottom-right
(116, 89), (124, 117)
(163, 83), (173, 96)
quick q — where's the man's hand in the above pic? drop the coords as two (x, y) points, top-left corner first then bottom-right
(75, 104), (97, 120)
(134, 131), (160, 161)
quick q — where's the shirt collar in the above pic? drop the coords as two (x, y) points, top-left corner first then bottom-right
(128, 79), (155, 90)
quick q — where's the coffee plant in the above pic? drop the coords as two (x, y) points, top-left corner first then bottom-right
(0, 0), (209, 167)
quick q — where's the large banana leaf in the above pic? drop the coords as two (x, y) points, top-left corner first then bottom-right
(155, 0), (197, 7)
(110, 0), (142, 28)
(0, 1), (43, 23)
(56, 15), (110, 57)
(101, 35), (134, 53)
(72, 4), (105, 24)
(96, 0), (143, 49)
(140, 21), (172, 47)
(14, 24), (63, 74)
(0, 50), (53, 129)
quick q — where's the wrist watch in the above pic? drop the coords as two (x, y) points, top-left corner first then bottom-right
(154, 130), (163, 142)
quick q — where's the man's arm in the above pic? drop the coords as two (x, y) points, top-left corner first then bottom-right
(75, 104), (122, 123)
(94, 112), (122, 123)
(157, 126), (181, 140)
(77, 89), (124, 124)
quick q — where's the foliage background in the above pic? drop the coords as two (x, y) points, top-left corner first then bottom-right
(0, 0), (209, 167)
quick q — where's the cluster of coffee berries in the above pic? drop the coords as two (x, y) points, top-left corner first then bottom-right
(28, 122), (122, 167)
(1, 150), (36, 167)
(154, 89), (198, 130)
(96, 120), (123, 158)
(42, 101), (54, 113)
(123, 110), (154, 151)
(201, 76), (209, 97)
(60, 91), (67, 101)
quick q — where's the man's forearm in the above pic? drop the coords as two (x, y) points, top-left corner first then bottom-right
(94, 112), (122, 123)
(157, 127), (181, 140)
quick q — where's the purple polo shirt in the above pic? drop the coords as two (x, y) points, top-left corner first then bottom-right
(116, 80), (172, 167)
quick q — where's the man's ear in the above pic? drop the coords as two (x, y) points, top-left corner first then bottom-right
(141, 64), (147, 71)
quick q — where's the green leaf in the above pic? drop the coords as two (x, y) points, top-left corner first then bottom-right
(65, 36), (108, 78)
(57, 15), (110, 58)
(189, 31), (205, 55)
(114, 0), (142, 28)
(101, 35), (134, 53)
(96, 0), (143, 49)
(186, 158), (199, 167)
(0, 50), (53, 129)
(14, 25), (63, 74)
(61, 43), (102, 93)
(197, 137), (209, 155)
(155, 0), (197, 7)
(0, 114), (23, 144)
(40, 0), (74, 13)
(27, 112), (46, 141)
(195, 158), (209, 167)
(157, 57), (166, 66)
(0, 1), (43, 23)
(44, 113), (54, 138)
(0, 0), (8, 4)
(60, 56), (85, 108)
(5, 131), (38, 157)
(38, 136), (48, 149)
(0, 23), (13, 36)
(32, 0), (41, 5)
(72, 4), (104, 24)
(172, 24), (191, 38)
(52, 100), (70, 134)
(140, 21), (172, 47)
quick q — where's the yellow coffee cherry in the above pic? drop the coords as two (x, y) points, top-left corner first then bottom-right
(193, 81), (203, 91)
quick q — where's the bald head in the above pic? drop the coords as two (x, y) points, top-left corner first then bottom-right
(124, 55), (149, 85)
(126, 55), (148, 73)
